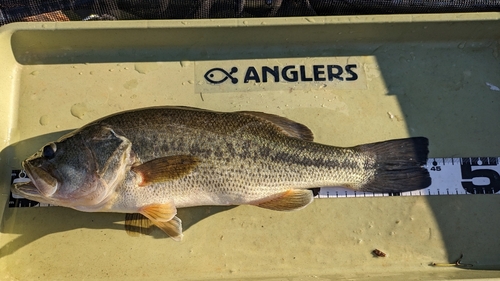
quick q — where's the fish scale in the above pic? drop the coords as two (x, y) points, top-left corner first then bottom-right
(83, 107), (421, 206)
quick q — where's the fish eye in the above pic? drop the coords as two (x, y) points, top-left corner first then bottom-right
(42, 143), (57, 159)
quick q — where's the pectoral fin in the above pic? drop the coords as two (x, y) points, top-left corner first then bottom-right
(132, 155), (200, 186)
(252, 189), (314, 211)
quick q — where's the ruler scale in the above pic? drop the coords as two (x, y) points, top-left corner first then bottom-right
(317, 157), (500, 198)
(8, 157), (500, 208)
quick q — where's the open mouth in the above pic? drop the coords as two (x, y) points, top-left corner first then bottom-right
(12, 180), (42, 197)
(11, 164), (42, 199)
(12, 161), (58, 198)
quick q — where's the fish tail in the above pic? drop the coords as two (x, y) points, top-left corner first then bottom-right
(356, 137), (431, 193)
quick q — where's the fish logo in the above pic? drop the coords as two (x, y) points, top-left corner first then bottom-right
(204, 67), (238, 84)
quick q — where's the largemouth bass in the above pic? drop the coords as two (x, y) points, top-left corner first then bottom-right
(12, 107), (431, 240)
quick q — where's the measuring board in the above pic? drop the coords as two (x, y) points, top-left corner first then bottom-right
(8, 157), (500, 208)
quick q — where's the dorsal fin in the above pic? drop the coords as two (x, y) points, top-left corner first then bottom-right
(237, 111), (314, 141)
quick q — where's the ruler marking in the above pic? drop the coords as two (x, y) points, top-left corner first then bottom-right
(9, 156), (500, 207)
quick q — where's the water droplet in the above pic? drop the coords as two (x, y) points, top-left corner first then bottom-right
(458, 42), (466, 49)
(78, 72), (83, 75)
(123, 79), (138, 89)
(180, 61), (191, 67)
(134, 63), (159, 74)
(70, 103), (88, 119)
(242, 20), (248, 25)
(39, 115), (49, 126)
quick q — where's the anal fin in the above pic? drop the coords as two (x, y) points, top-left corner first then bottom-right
(252, 189), (314, 211)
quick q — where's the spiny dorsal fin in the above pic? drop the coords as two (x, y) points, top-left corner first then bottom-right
(238, 111), (314, 141)
(252, 189), (314, 211)
(132, 155), (200, 186)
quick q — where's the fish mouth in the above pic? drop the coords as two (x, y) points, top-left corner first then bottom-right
(13, 161), (58, 199)
(12, 180), (42, 198)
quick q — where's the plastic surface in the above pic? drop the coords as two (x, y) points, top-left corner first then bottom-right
(1, 14), (500, 280)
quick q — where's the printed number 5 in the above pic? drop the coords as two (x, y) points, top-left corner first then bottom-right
(461, 164), (500, 194)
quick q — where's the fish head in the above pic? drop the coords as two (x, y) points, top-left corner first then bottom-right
(12, 125), (135, 210)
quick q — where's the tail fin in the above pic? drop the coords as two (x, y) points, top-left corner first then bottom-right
(356, 137), (431, 193)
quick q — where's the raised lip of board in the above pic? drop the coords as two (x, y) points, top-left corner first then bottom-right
(1, 12), (500, 65)
(1, 12), (500, 31)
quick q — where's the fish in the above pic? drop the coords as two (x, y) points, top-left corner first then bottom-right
(12, 106), (431, 240)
